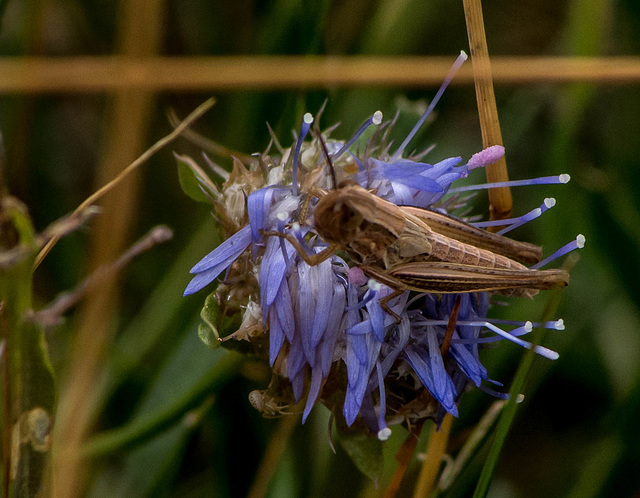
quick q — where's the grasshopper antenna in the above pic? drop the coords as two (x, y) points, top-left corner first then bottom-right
(314, 127), (338, 191)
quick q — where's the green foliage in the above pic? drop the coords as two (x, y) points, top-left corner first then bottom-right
(197, 291), (222, 348)
(175, 153), (216, 204)
(0, 199), (56, 496)
(334, 415), (384, 484)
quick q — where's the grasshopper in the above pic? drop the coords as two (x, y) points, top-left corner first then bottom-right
(263, 180), (569, 317)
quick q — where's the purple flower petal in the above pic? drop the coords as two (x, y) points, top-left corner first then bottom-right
(184, 225), (252, 295)
(449, 339), (487, 386)
(291, 366), (306, 402)
(269, 307), (285, 366)
(296, 262), (317, 367)
(310, 258), (335, 348)
(365, 295), (385, 343)
(404, 346), (458, 416)
(189, 225), (252, 274)
(275, 277), (295, 342)
(426, 330), (458, 415)
(248, 187), (276, 243)
(319, 283), (346, 377)
(387, 174), (443, 193)
(260, 236), (296, 311)
(343, 388), (361, 426)
(302, 365), (324, 422)
(379, 316), (410, 375)
(287, 328), (306, 380)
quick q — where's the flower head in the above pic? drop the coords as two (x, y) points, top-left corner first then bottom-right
(183, 64), (582, 439)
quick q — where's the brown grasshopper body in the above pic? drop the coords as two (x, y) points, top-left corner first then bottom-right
(312, 182), (568, 295)
(399, 205), (542, 265)
(264, 182), (568, 311)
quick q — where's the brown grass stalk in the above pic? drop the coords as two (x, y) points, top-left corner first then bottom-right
(0, 56), (638, 93)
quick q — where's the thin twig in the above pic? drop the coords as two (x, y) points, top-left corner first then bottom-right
(33, 98), (215, 268)
(29, 225), (172, 326)
(166, 108), (253, 163)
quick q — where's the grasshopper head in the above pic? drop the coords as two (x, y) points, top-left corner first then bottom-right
(313, 184), (405, 265)
(313, 189), (365, 244)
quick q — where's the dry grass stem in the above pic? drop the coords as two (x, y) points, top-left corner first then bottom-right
(0, 56), (638, 93)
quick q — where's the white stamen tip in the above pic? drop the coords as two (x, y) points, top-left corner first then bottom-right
(544, 198), (556, 208)
(524, 321), (533, 332)
(303, 112), (314, 124)
(459, 50), (468, 60)
(377, 428), (392, 441)
(276, 212), (288, 221)
(576, 234), (586, 248)
(554, 319), (565, 330)
(291, 222), (301, 231)
(372, 110), (383, 125)
(368, 279), (383, 291)
(559, 174), (571, 184)
(515, 394), (525, 403)
(538, 347), (560, 360)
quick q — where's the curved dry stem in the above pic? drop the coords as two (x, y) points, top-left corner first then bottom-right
(33, 97), (215, 269)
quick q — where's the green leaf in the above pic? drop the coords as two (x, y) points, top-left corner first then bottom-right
(175, 153), (215, 203)
(198, 291), (221, 348)
(335, 416), (384, 483)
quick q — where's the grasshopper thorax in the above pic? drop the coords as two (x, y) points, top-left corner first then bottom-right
(313, 183), (406, 266)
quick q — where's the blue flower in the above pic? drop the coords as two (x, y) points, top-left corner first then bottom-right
(183, 95), (581, 440)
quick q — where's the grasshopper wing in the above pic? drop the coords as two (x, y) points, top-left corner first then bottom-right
(400, 206), (542, 265)
(385, 261), (569, 297)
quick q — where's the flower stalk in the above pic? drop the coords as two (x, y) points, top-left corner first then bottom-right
(463, 0), (513, 223)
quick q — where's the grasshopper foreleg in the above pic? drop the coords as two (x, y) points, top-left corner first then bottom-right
(378, 289), (404, 323)
(298, 186), (327, 227)
(261, 229), (338, 267)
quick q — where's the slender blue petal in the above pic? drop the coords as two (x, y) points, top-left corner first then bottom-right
(189, 224), (252, 274)
(311, 258), (335, 348)
(288, 329), (306, 381)
(260, 235), (296, 310)
(365, 295), (385, 343)
(343, 388), (360, 426)
(320, 283), (346, 377)
(449, 340), (487, 386)
(269, 307), (285, 366)
(347, 320), (372, 336)
(379, 316), (410, 375)
(184, 225), (252, 295)
(297, 261), (317, 366)
(303, 365), (324, 422)
(275, 277), (295, 342)
(247, 187), (276, 243)
(384, 174), (443, 193)
(426, 330), (458, 415)
(291, 366), (306, 402)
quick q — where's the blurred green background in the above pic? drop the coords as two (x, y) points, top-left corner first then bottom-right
(1, 0), (640, 496)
